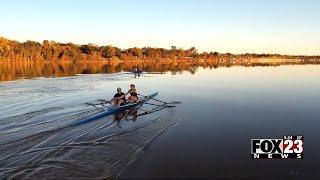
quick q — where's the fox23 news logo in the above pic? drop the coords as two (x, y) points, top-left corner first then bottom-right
(251, 135), (303, 159)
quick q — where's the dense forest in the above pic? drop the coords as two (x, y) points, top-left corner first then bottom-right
(0, 36), (319, 62)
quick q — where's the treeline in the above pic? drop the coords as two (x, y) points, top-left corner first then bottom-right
(0, 37), (319, 62)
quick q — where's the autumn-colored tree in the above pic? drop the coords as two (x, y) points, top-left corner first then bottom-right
(101, 45), (119, 58)
(0, 36), (319, 63)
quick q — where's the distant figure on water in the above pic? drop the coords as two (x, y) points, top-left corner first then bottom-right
(126, 84), (138, 103)
(133, 66), (142, 78)
(109, 87), (126, 106)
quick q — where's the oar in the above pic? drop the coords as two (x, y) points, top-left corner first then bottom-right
(85, 102), (106, 107)
(144, 102), (176, 108)
(153, 99), (181, 104)
(85, 103), (98, 108)
(138, 94), (181, 104)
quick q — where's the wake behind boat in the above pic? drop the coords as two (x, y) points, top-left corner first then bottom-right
(71, 92), (159, 126)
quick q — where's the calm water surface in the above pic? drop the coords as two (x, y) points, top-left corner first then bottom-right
(0, 65), (319, 179)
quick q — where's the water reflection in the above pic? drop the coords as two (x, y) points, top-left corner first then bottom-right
(109, 101), (175, 127)
(114, 108), (139, 126)
(2, 60), (317, 81)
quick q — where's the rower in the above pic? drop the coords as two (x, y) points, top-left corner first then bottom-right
(126, 84), (138, 103)
(109, 87), (126, 106)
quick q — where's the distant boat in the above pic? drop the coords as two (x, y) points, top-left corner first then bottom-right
(132, 67), (142, 77)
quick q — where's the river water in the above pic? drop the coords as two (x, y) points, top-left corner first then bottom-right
(0, 65), (320, 179)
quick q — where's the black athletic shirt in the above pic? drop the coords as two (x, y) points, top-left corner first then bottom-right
(114, 92), (126, 103)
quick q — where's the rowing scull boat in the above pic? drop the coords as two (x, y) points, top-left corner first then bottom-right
(71, 92), (159, 126)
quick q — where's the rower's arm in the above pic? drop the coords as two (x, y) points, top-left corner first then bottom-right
(108, 97), (114, 103)
(119, 94), (125, 99)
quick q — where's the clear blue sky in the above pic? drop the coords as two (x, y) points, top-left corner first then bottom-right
(1, 0), (319, 55)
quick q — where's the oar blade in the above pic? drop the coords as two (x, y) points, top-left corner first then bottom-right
(167, 101), (182, 104)
(144, 102), (176, 108)
(85, 102), (95, 106)
(164, 105), (176, 108)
